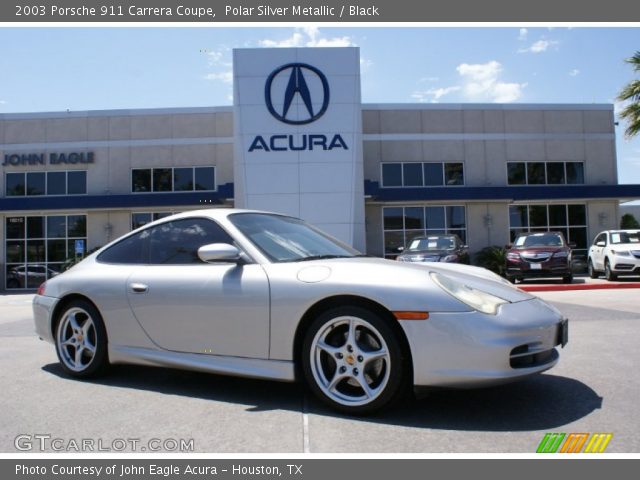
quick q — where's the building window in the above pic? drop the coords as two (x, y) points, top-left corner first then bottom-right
(5, 214), (87, 289)
(382, 205), (467, 258)
(5, 171), (87, 196)
(507, 162), (585, 185)
(381, 162), (464, 187)
(131, 167), (216, 193)
(508, 203), (588, 259)
(131, 211), (179, 230)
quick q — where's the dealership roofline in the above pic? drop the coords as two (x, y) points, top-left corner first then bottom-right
(0, 102), (614, 121)
(362, 103), (614, 111)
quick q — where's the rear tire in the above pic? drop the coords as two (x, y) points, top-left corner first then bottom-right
(301, 306), (409, 415)
(604, 259), (617, 282)
(54, 299), (109, 378)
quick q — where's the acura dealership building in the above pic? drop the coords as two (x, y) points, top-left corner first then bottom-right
(1, 47), (639, 289)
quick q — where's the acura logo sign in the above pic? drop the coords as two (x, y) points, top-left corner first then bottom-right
(265, 63), (330, 125)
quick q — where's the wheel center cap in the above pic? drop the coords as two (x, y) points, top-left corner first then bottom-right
(345, 354), (355, 365)
(77, 335), (83, 342)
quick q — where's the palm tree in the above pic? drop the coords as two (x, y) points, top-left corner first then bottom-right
(618, 51), (640, 139)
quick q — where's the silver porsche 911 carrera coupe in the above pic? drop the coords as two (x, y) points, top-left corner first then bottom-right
(33, 209), (568, 414)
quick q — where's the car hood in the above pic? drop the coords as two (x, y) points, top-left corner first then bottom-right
(513, 246), (566, 254)
(288, 257), (533, 304)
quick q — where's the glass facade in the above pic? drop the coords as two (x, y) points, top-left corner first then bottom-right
(5, 171), (87, 196)
(5, 214), (87, 289)
(507, 162), (584, 185)
(132, 167), (216, 193)
(382, 205), (467, 258)
(381, 162), (464, 187)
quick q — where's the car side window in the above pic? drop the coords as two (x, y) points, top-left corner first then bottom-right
(148, 218), (234, 265)
(594, 233), (607, 246)
(97, 229), (150, 264)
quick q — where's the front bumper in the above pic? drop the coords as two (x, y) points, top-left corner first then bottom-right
(399, 297), (566, 388)
(32, 294), (58, 344)
(611, 254), (640, 274)
(507, 260), (571, 278)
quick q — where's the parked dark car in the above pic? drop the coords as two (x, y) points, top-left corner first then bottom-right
(506, 232), (574, 284)
(396, 234), (470, 264)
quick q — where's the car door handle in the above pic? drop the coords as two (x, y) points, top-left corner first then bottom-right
(130, 283), (148, 293)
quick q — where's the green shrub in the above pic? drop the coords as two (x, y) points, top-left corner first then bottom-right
(474, 246), (507, 276)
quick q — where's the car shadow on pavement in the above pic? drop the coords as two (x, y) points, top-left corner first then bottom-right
(321, 374), (603, 431)
(43, 363), (601, 432)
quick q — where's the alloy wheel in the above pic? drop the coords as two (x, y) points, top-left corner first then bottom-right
(56, 307), (98, 372)
(309, 316), (391, 408)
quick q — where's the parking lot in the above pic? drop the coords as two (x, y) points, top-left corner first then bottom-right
(1, 287), (639, 453)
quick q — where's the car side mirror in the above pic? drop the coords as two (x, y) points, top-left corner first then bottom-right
(505, 244), (513, 249)
(568, 242), (577, 248)
(198, 243), (242, 263)
(595, 241), (606, 247)
(397, 246), (404, 252)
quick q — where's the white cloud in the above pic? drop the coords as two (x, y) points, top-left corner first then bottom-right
(518, 39), (559, 54)
(0, 100), (6, 105)
(569, 69), (580, 77)
(360, 57), (373, 73)
(411, 86), (461, 103)
(259, 27), (355, 48)
(418, 76), (440, 83)
(204, 71), (233, 84)
(456, 60), (526, 103)
(518, 28), (528, 41)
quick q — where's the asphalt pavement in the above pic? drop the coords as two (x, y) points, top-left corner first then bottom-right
(1, 290), (638, 453)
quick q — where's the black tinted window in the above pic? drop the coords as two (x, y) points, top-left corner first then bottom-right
(98, 229), (150, 264)
(148, 218), (233, 264)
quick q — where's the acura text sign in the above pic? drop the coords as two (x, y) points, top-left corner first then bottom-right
(233, 47), (365, 250)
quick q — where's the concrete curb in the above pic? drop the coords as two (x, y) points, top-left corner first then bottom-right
(519, 283), (640, 292)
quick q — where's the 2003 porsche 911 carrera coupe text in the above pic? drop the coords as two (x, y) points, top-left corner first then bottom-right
(33, 209), (568, 414)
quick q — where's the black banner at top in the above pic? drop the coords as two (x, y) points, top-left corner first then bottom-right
(2, 0), (640, 22)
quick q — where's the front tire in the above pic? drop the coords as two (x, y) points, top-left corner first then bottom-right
(604, 259), (617, 281)
(301, 306), (408, 415)
(562, 274), (573, 284)
(588, 260), (598, 279)
(55, 299), (109, 378)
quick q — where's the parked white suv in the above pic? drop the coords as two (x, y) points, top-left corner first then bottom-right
(588, 230), (640, 280)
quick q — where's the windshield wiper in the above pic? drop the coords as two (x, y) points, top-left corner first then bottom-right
(296, 254), (352, 262)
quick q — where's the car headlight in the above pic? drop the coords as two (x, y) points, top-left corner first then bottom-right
(611, 250), (630, 256)
(553, 251), (569, 258)
(440, 254), (458, 262)
(430, 272), (509, 315)
(506, 252), (520, 261)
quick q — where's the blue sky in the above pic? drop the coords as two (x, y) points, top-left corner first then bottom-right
(0, 26), (638, 185)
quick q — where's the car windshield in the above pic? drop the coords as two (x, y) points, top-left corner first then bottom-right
(228, 213), (361, 263)
(610, 231), (640, 245)
(515, 233), (564, 248)
(407, 236), (456, 251)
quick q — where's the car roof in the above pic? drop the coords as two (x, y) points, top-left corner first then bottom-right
(130, 208), (289, 232)
(516, 231), (564, 236)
